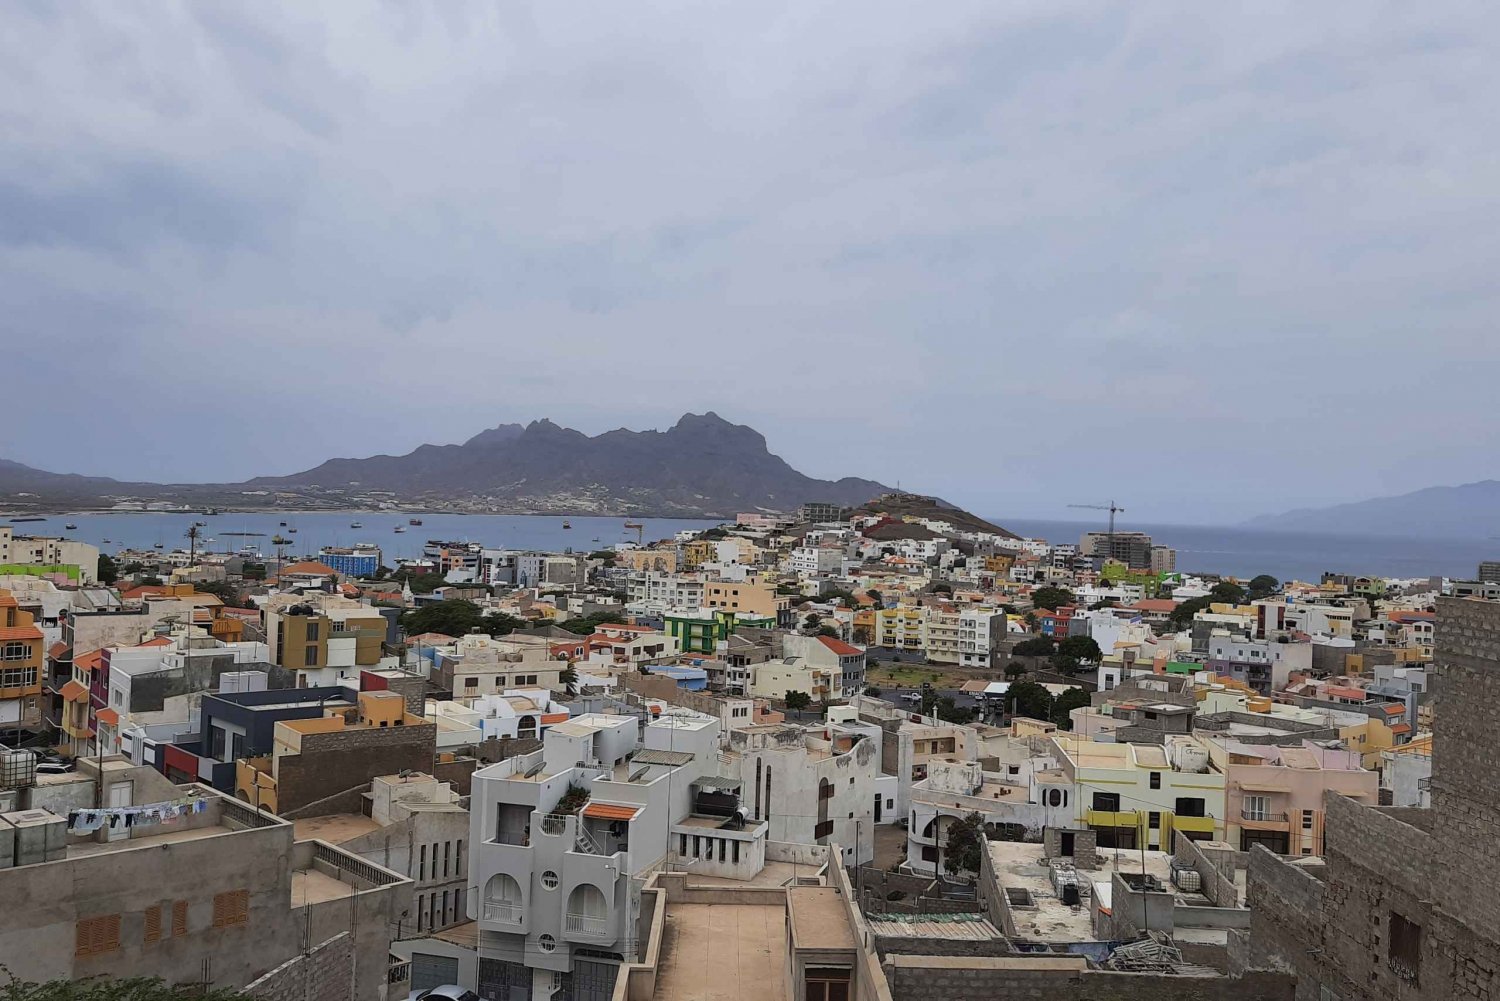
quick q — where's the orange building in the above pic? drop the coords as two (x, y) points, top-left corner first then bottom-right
(0, 590), (43, 733)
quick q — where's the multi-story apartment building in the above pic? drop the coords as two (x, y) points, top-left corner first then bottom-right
(780, 633), (867, 697)
(958, 607), (1005, 668)
(1203, 737), (1377, 855)
(724, 721), (878, 866)
(1051, 734), (1226, 851)
(424, 540), (484, 577)
(1205, 631), (1313, 695)
(1080, 530), (1155, 570)
(924, 607), (961, 663)
(0, 590), (43, 737)
(262, 593), (392, 685)
(798, 502), (846, 524)
(702, 578), (784, 618)
(469, 709), (745, 999)
(875, 605), (927, 652)
(789, 545), (844, 577)
(624, 571), (703, 615)
(0, 525), (100, 583)
(317, 544), (382, 577)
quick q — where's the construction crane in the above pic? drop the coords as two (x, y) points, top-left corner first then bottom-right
(623, 521), (645, 546)
(1068, 501), (1126, 551)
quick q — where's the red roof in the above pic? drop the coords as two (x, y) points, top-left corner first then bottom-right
(282, 561), (337, 576)
(817, 635), (864, 657)
(95, 708), (120, 727)
(59, 680), (89, 701)
(1325, 686), (1367, 701)
(0, 625), (41, 642)
(1125, 599), (1179, 613)
(137, 636), (173, 648)
(581, 802), (641, 821)
(48, 641), (68, 660)
(74, 649), (104, 672)
(120, 585), (168, 600)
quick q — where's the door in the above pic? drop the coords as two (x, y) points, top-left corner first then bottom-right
(106, 781), (132, 842)
(571, 960), (619, 1001)
(410, 953), (461, 994)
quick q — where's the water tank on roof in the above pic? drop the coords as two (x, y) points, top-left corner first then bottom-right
(1175, 743), (1210, 774)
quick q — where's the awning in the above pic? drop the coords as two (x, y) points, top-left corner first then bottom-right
(1236, 782), (1291, 794)
(582, 802), (642, 822)
(95, 708), (120, 727)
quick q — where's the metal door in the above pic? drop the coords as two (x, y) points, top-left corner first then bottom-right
(410, 953), (461, 994)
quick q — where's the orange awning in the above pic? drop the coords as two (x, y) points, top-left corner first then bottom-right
(59, 680), (89, 702)
(95, 708), (120, 727)
(582, 802), (641, 822)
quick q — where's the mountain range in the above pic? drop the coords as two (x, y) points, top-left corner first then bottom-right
(1246, 479), (1500, 539)
(0, 413), (890, 519)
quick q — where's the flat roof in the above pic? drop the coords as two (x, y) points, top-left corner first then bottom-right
(986, 840), (1179, 944)
(788, 886), (857, 951)
(291, 867), (355, 906)
(293, 814), (382, 843)
(653, 901), (789, 1001)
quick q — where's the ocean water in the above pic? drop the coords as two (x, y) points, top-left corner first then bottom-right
(8, 511), (717, 562)
(1000, 518), (1493, 583)
(5, 511), (1489, 583)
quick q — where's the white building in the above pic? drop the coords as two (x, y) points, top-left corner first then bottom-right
(958, 608), (1005, 669)
(788, 546), (844, 578)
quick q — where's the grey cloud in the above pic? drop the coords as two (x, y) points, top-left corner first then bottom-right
(1, 1), (1498, 523)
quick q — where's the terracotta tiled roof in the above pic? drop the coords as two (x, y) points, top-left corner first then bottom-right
(541, 712), (569, 724)
(59, 680), (89, 701)
(581, 802), (641, 821)
(49, 641), (68, 660)
(137, 636), (173, 648)
(282, 561), (337, 576)
(95, 708), (120, 727)
(74, 649), (104, 672)
(817, 635), (864, 657)
(0, 625), (41, 642)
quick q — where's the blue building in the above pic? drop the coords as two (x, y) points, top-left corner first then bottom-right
(318, 546), (382, 577)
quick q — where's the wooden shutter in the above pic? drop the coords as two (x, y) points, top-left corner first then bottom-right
(172, 900), (188, 936)
(144, 905), (162, 943)
(213, 889), (249, 928)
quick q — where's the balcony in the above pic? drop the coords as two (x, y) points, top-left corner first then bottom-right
(1171, 814), (1217, 835)
(483, 900), (523, 926)
(1239, 809), (1289, 828)
(1085, 808), (1140, 828)
(564, 912), (610, 938)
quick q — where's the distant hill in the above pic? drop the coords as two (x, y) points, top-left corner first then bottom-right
(854, 492), (1019, 539)
(0, 413), (891, 518)
(1245, 480), (1500, 538)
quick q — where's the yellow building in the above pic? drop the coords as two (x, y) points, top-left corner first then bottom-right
(0, 590), (43, 732)
(681, 540), (718, 570)
(876, 606), (927, 652)
(703, 579), (784, 618)
(1052, 734), (1226, 850)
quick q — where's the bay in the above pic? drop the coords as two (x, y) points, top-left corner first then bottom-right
(9, 511), (718, 562)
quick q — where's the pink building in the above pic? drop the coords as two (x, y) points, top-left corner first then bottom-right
(1216, 739), (1377, 856)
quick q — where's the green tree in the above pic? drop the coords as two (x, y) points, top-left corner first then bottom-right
(1051, 687), (1092, 729)
(241, 561), (267, 581)
(1004, 662), (1028, 682)
(930, 581), (954, 595)
(588, 550), (617, 563)
(863, 685), (882, 697)
(802, 613), (823, 632)
(402, 599), (483, 637)
(558, 610), (626, 635)
(392, 570), (449, 594)
(140, 575), (164, 587)
(1030, 586), (1076, 611)
(821, 588), (858, 607)
(193, 579), (244, 607)
(1168, 595), (1215, 630)
(560, 662), (579, 696)
(480, 612), (528, 637)
(816, 625), (841, 638)
(1210, 581), (1246, 605)
(866, 589), (883, 607)
(784, 690), (812, 714)
(1057, 635), (1103, 664)
(1012, 636), (1056, 659)
(942, 811), (986, 877)
(1248, 574), (1280, 600)
(1005, 681), (1054, 721)
(936, 696), (975, 724)
(96, 553), (119, 585)
(119, 560), (145, 576)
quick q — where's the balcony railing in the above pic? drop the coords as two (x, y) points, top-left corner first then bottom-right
(565, 912), (609, 936)
(388, 960), (411, 986)
(1240, 809), (1288, 823)
(484, 900), (522, 925)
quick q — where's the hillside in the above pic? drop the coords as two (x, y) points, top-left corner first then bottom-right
(1, 413), (891, 518)
(1245, 479), (1500, 538)
(855, 492), (1020, 539)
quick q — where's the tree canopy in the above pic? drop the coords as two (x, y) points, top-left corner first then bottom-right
(1248, 574), (1280, 600)
(557, 610), (626, 635)
(784, 690), (812, 712)
(402, 599), (485, 637)
(1012, 636), (1056, 658)
(96, 553), (118, 585)
(1209, 581), (1246, 605)
(943, 811), (986, 877)
(1051, 687), (1092, 729)
(1057, 635), (1102, 664)
(1168, 595), (1215, 629)
(1005, 681), (1054, 721)
(1030, 586), (1076, 611)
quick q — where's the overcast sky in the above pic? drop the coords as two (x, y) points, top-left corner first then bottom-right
(3, 3), (1497, 524)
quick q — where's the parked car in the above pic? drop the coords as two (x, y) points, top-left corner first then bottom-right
(36, 761), (75, 774)
(409, 988), (479, 1001)
(901, 692), (923, 703)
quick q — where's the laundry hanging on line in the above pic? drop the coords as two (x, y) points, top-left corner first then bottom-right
(66, 796), (207, 835)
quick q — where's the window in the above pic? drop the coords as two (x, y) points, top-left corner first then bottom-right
(455, 839), (463, 874)
(306, 622), (321, 641)
(1175, 797), (1206, 818)
(212, 890), (249, 928)
(1388, 912), (1421, 982)
(75, 915), (121, 957)
(1149, 771), (1161, 790)
(1302, 809), (1315, 830)
(417, 894), (426, 932)
(442, 890), (450, 926)
(1148, 811), (1161, 830)
(806, 967), (851, 1001)
(305, 645), (319, 666)
(144, 905), (162, 943)
(465, 678), (479, 689)
(1, 642), (32, 661)
(1092, 792), (1121, 811)
(1243, 795), (1270, 821)
(541, 870), (559, 890)
(172, 900), (188, 936)
(538, 934), (556, 953)
(419, 844), (426, 880)
(444, 841), (452, 877)
(0, 666), (37, 688)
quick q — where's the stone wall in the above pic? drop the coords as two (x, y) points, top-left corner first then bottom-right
(275, 720), (436, 814)
(858, 867), (979, 915)
(883, 956), (1294, 1001)
(246, 932), (354, 1001)
(1043, 826), (1098, 869)
(1173, 835), (1238, 907)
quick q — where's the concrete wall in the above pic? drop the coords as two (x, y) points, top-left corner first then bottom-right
(275, 720), (436, 814)
(246, 932), (354, 1001)
(883, 955), (1293, 1001)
